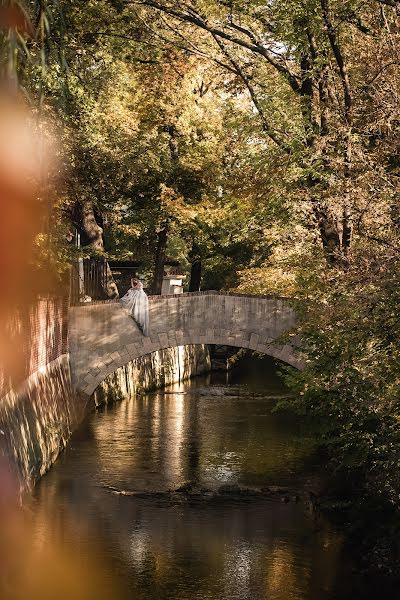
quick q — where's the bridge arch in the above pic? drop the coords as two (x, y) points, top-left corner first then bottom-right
(69, 292), (304, 396)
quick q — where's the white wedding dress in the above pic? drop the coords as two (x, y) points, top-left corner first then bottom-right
(120, 282), (149, 336)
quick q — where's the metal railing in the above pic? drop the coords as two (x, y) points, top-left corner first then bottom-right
(70, 257), (109, 305)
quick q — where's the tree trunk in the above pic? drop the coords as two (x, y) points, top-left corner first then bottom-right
(168, 125), (179, 161)
(342, 205), (352, 255)
(313, 201), (354, 264)
(189, 243), (202, 291)
(189, 260), (202, 291)
(78, 201), (119, 299)
(152, 225), (168, 295)
(314, 203), (342, 264)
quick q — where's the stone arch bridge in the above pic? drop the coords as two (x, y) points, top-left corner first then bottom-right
(69, 291), (304, 396)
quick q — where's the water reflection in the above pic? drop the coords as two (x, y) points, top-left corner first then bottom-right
(27, 358), (385, 599)
(88, 367), (318, 494)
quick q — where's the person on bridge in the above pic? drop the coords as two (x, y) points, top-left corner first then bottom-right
(120, 278), (149, 336)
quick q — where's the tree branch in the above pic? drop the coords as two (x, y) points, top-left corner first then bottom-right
(226, 19), (258, 44)
(320, 0), (352, 124)
(211, 34), (290, 151)
(158, 14), (239, 74)
(138, 0), (301, 93)
(132, 9), (240, 75)
(373, 0), (399, 7)
(306, 30), (330, 135)
(362, 61), (400, 90)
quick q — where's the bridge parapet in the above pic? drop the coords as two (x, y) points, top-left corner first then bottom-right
(69, 292), (303, 396)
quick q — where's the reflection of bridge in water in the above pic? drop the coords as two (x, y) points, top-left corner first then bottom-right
(69, 291), (304, 396)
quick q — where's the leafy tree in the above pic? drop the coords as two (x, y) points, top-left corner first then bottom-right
(131, 0), (399, 266)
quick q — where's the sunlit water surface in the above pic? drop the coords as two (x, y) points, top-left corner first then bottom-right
(29, 358), (388, 599)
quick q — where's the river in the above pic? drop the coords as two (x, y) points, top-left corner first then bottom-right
(27, 356), (388, 599)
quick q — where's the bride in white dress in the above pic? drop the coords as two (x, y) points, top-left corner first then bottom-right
(120, 278), (149, 336)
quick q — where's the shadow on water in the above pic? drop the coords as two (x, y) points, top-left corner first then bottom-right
(27, 354), (396, 599)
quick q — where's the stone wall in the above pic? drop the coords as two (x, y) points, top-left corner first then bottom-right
(94, 344), (211, 406)
(0, 355), (83, 494)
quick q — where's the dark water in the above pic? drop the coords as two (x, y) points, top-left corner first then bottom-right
(29, 358), (386, 599)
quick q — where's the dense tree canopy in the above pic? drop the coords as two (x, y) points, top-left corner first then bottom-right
(3, 0), (398, 286)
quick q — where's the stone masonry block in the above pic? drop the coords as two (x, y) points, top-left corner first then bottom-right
(143, 344), (159, 354)
(183, 330), (192, 343)
(142, 337), (154, 350)
(89, 366), (101, 376)
(117, 355), (130, 366)
(235, 333), (249, 346)
(127, 343), (138, 357)
(158, 333), (169, 347)
(256, 344), (269, 354)
(205, 328), (214, 340)
(134, 339), (145, 351)
(111, 357), (125, 372)
(280, 344), (295, 360)
(84, 372), (97, 386)
(83, 383), (95, 396)
(175, 331), (184, 345)
(92, 359), (107, 372)
(249, 333), (260, 348)
(168, 333), (177, 347)
(97, 368), (110, 383)
(103, 355), (114, 366)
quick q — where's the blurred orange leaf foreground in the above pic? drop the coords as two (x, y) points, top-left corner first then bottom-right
(0, 458), (125, 600)
(0, 93), (49, 387)
(0, 90), (124, 600)
(0, 5), (34, 35)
